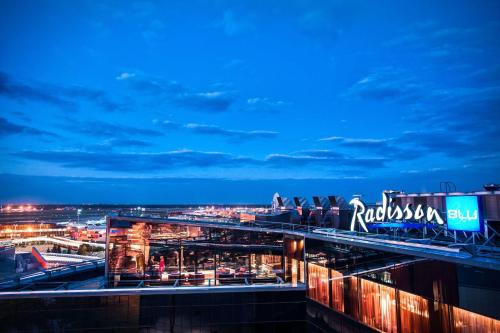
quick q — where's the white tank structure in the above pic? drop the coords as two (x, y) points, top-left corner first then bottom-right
(271, 193), (352, 228)
(321, 196), (351, 229)
(272, 192), (296, 212)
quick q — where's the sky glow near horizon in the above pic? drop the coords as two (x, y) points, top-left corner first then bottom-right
(0, 0), (499, 203)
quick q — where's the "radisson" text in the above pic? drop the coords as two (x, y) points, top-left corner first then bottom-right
(349, 192), (444, 232)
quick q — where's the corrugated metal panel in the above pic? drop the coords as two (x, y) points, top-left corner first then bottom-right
(482, 195), (500, 220)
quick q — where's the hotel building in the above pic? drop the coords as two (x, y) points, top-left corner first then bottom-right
(0, 186), (499, 332)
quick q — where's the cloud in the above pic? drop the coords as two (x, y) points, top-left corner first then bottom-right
(124, 75), (181, 95)
(431, 27), (478, 40)
(0, 117), (57, 137)
(383, 34), (424, 48)
(223, 59), (245, 70)
(319, 136), (392, 149)
(295, 2), (357, 42)
(394, 128), (499, 163)
(318, 135), (429, 161)
(384, 22), (489, 62)
(132, 1), (155, 18)
(398, 131), (469, 156)
(150, 120), (278, 140)
(116, 72), (135, 81)
(329, 58), (500, 161)
(214, 9), (254, 36)
(184, 123), (278, 140)
(0, 71), (73, 109)
(64, 120), (164, 138)
(347, 61), (500, 137)
(84, 138), (154, 152)
(345, 67), (425, 103)
(154, 119), (180, 130)
(119, 74), (285, 114)
(13, 149), (260, 172)
(265, 150), (389, 169)
(319, 121), (500, 164)
(299, 10), (342, 40)
(12, 147), (389, 173)
(60, 86), (124, 112)
(0, 71), (124, 112)
(244, 97), (289, 113)
(469, 66), (500, 85)
(142, 19), (165, 41)
(174, 91), (235, 112)
(104, 138), (153, 148)
(404, 91), (500, 157)
(119, 73), (235, 112)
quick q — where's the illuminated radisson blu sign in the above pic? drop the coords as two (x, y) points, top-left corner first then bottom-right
(349, 192), (444, 232)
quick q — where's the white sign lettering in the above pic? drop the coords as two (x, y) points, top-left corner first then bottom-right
(448, 209), (477, 221)
(349, 192), (444, 232)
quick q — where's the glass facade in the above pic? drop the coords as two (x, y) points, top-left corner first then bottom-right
(305, 235), (500, 333)
(307, 262), (500, 333)
(106, 218), (303, 287)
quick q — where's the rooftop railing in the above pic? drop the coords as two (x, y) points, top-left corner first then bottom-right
(0, 277), (305, 299)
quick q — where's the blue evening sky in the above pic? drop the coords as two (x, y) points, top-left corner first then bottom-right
(1, 0), (499, 203)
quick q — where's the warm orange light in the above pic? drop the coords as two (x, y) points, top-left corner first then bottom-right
(5, 205), (11, 211)
(308, 263), (329, 307)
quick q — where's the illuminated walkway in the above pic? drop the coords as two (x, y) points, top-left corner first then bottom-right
(11, 236), (105, 249)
